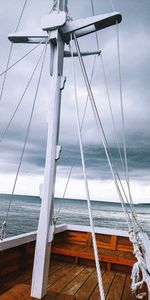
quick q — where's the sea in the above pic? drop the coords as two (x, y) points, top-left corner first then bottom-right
(0, 193), (150, 238)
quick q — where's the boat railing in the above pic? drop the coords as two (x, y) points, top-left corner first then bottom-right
(0, 224), (129, 251)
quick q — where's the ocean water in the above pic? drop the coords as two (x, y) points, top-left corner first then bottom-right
(0, 194), (150, 238)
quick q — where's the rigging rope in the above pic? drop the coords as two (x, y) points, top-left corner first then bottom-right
(70, 35), (105, 300)
(0, 41), (45, 77)
(112, 1), (150, 296)
(15, 0), (28, 33)
(0, 40), (48, 240)
(74, 27), (150, 298)
(115, 21), (136, 218)
(109, 0), (115, 12)
(74, 34), (132, 227)
(49, 0), (59, 14)
(90, 1), (150, 297)
(0, 41), (47, 144)
(90, 0), (128, 193)
(0, 0), (28, 103)
(91, 0), (140, 227)
(55, 54), (97, 219)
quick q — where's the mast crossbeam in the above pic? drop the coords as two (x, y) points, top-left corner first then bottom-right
(8, 12), (121, 44)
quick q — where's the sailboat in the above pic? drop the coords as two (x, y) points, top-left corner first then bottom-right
(0, 0), (149, 299)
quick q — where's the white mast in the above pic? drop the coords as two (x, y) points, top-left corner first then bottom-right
(31, 1), (68, 298)
(8, 1), (121, 298)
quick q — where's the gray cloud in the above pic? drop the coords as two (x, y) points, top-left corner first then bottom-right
(0, 0), (150, 186)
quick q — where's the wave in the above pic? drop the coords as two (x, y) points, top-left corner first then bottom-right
(0, 193), (150, 237)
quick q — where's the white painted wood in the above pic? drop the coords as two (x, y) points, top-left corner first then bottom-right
(31, 2), (67, 296)
(31, 65), (64, 297)
(54, 224), (67, 234)
(0, 224), (67, 252)
(64, 50), (101, 57)
(8, 29), (48, 43)
(66, 224), (129, 237)
(41, 12), (67, 31)
(0, 224), (128, 252)
(62, 11), (122, 41)
(0, 231), (37, 251)
(8, 12), (121, 44)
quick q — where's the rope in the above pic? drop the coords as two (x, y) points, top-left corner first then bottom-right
(109, 0), (115, 11)
(49, 0), (59, 14)
(0, 0), (28, 103)
(106, 1), (149, 296)
(55, 54), (97, 219)
(130, 231), (150, 298)
(0, 41), (45, 77)
(70, 35), (105, 300)
(0, 42), (47, 143)
(116, 21), (136, 217)
(0, 43), (13, 102)
(91, 0), (140, 228)
(90, 0), (129, 197)
(74, 34), (132, 228)
(0, 40), (48, 240)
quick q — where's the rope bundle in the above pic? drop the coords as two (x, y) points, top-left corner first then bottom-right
(130, 231), (150, 298)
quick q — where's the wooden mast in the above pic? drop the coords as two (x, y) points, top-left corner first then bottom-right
(31, 1), (68, 298)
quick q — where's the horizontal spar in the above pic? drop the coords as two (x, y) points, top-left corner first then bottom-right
(8, 11), (122, 44)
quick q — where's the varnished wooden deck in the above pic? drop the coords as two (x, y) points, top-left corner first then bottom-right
(0, 259), (145, 300)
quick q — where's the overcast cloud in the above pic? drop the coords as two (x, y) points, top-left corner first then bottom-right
(0, 0), (150, 202)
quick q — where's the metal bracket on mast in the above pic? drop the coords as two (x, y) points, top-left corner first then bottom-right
(7, 1), (122, 298)
(56, 145), (62, 160)
(60, 76), (66, 90)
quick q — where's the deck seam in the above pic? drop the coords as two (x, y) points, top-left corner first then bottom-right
(121, 273), (127, 299)
(59, 265), (87, 294)
(47, 263), (77, 288)
(105, 271), (116, 299)
(87, 270), (105, 300)
(73, 268), (96, 297)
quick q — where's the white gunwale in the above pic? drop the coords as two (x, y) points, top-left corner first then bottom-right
(0, 223), (129, 252)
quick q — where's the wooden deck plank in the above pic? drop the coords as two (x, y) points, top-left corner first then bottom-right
(0, 284), (31, 300)
(61, 266), (95, 296)
(89, 270), (115, 300)
(0, 260), (146, 300)
(122, 274), (136, 300)
(48, 262), (76, 287)
(0, 253), (64, 295)
(75, 270), (98, 299)
(49, 260), (68, 275)
(42, 290), (76, 300)
(48, 264), (85, 291)
(106, 272), (126, 300)
(0, 270), (32, 295)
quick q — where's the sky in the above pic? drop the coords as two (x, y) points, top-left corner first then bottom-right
(0, 0), (150, 203)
